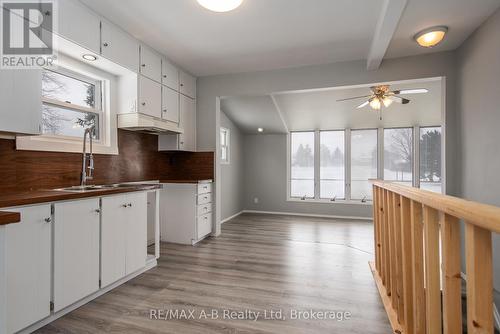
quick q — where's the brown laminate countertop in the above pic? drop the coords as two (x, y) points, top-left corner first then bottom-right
(0, 211), (21, 225)
(0, 185), (158, 211)
(159, 179), (212, 184)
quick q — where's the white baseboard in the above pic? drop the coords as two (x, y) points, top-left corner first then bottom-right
(241, 210), (372, 221)
(221, 210), (244, 224)
(20, 259), (157, 334)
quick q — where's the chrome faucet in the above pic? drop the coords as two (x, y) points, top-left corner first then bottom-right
(81, 126), (95, 186)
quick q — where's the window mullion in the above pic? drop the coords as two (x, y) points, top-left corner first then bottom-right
(378, 127), (384, 181)
(314, 130), (320, 200)
(414, 125), (420, 188)
(345, 128), (351, 201)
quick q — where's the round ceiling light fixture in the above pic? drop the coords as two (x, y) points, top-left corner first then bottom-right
(414, 26), (448, 48)
(82, 54), (97, 61)
(197, 0), (243, 12)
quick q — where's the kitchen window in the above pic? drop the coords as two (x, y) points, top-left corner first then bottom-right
(41, 67), (102, 140)
(16, 54), (118, 155)
(220, 127), (230, 164)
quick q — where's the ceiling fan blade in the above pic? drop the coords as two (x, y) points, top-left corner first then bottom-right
(391, 96), (411, 104)
(356, 101), (369, 109)
(336, 95), (372, 102)
(391, 88), (428, 95)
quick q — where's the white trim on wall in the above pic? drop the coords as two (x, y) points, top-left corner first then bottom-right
(242, 210), (373, 221)
(221, 211), (243, 224)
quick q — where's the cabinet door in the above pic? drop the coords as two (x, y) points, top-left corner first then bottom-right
(125, 192), (147, 275)
(162, 85), (179, 123)
(0, 69), (41, 134)
(54, 198), (100, 312)
(140, 45), (162, 83)
(179, 95), (196, 151)
(161, 58), (179, 90)
(4, 205), (51, 333)
(138, 75), (162, 119)
(179, 71), (196, 99)
(58, 0), (100, 54)
(101, 196), (127, 287)
(101, 20), (139, 73)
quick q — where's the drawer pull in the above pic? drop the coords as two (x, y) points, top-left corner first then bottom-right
(44, 217), (51, 223)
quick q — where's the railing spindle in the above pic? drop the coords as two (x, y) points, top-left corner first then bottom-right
(400, 196), (414, 333)
(411, 200), (425, 334)
(423, 206), (442, 334)
(465, 223), (493, 334)
(389, 192), (398, 308)
(384, 189), (392, 296)
(442, 214), (462, 334)
(392, 193), (405, 323)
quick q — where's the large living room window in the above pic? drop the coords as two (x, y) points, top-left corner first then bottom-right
(320, 130), (345, 200)
(350, 129), (378, 201)
(383, 127), (413, 186)
(290, 131), (315, 198)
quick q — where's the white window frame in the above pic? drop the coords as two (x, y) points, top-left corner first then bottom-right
(287, 126), (443, 204)
(16, 54), (119, 155)
(220, 127), (230, 164)
(318, 129), (346, 201)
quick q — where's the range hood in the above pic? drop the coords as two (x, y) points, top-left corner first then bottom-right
(117, 113), (183, 135)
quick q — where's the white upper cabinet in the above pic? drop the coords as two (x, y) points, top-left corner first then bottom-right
(161, 58), (179, 90)
(179, 71), (196, 99)
(2, 204), (51, 334)
(179, 95), (196, 151)
(139, 75), (162, 119)
(0, 69), (41, 135)
(100, 20), (139, 73)
(57, 0), (100, 54)
(162, 86), (179, 123)
(140, 45), (162, 83)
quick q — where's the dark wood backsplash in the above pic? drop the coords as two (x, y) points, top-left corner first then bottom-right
(0, 129), (214, 193)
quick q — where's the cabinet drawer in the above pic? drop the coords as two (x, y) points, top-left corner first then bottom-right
(197, 203), (212, 216)
(197, 183), (212, 194)
(197, 193), (212, 205)
(197, 213), (212, 239)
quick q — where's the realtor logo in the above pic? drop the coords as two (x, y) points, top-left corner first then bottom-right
(1, 0), (57, 68)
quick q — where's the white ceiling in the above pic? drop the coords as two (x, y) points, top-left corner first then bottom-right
(80, 0), (500, 76)
(221, 78), (442, 133)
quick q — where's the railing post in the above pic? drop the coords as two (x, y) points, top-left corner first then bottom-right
(373, 185), (380, 273)
(423, 206), (442, 334)
(400, 196), (414, 333)
(411, 200), (425, 334)
(442, 214), (462, 334)
(384, 189), (392, 296)
(465, 223), (493, 334)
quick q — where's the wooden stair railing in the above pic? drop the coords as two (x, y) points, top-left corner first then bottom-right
(370, 180), (498, 334)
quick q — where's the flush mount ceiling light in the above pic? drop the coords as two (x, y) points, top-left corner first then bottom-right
(82, 54), (97, 61)
(257, 127), (264, 133)
(414, 26), (448, 48)
(197, 0), (243, 12)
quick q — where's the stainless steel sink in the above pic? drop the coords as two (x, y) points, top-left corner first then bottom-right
(54, 185), (109, 192)
(54, 183), (159, 193)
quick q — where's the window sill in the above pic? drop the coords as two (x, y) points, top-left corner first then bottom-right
(16, 135), (119, 155)
(286, 198), (372, 205)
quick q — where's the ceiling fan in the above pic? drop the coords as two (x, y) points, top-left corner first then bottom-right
(336, 85), (429, 111)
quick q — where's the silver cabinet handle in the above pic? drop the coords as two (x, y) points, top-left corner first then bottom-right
(163, 75), (167, 78)
(180, 83), (184, 87)
(122, 204), (128, 208)
(141, 64), (146, 67)
(44, 217), (51, 223)
(127, 203), (132, 207)
(141, 102), (146, 106)
(95, 209), (101, 214)
(103, 42), (109, 47)
(163, 109), (167, 113)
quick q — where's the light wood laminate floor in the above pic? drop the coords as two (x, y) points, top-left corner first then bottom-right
(37, 213), (391, 334)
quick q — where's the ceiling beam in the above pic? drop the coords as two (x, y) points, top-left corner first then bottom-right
(270, 94), (289, 133)
(366, 0), (407, 71)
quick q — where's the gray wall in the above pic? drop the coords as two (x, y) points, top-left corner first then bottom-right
(220, 112), (245, 221)
(243, 134), (373, 218)
(457, 8), (500, 305)
(198, 51), (458, 234)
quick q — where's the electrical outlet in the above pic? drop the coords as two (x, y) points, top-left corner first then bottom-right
(254, 197), (259, 204)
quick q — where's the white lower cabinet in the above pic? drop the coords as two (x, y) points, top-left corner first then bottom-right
(0, 204), (51, 334)
(101, 192), (147, 287)
(160, 181), (213, 245)
(53, 198), (100, 312)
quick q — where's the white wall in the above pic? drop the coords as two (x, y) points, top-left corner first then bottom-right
(220, 112), (244, 221)
(457, 7), (500, 306)
(197, 52), (458, 234)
